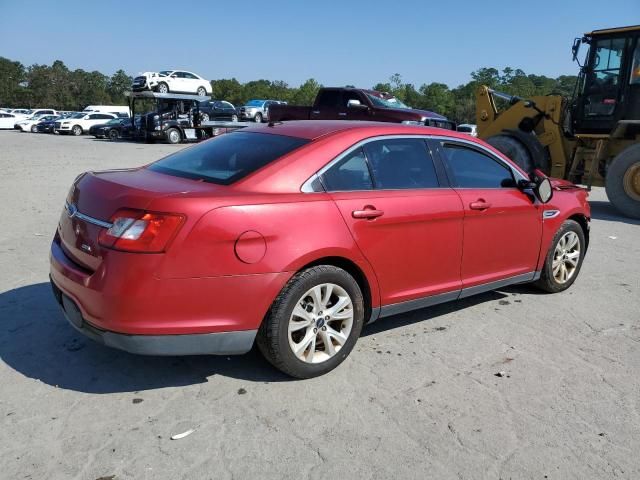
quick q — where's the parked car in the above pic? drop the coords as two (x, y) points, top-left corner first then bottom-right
(35, 115), (65, 133)
(457, 123), (478, 137)
(89, 118), (133, 140)
(198, 100), (238, 122)
(0, 112), (18, 129)
(239, 99), (286, 123)
(54, 112), (117, 135)
(270, 88), (455, 129)
(131, 70), (212, 96)
(15, 114), (59, 132)
(50, 120), (590, 378)
(9, 109), (32, 118)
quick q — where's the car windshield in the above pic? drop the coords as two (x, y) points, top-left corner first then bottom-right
(149, 131), (309, 185)
(159, 71), (173, 77)
(69, 112), (85, 119)
(365, 93), (410, 109)
(106, 119), (121, 125)
(246, 100), (265, 107)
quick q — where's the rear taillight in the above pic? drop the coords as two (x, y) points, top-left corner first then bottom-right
(98, 208), (184, 253)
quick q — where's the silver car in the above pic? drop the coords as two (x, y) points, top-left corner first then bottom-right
(238, 99), (286, 123)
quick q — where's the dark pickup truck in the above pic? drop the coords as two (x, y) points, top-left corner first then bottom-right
(269, 87), (455, 129)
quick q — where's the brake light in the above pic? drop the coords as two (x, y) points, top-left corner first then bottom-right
(98, 208), (184, 253)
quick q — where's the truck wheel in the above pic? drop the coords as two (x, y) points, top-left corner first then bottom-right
(166, 128), (181, 144)
(157, 82), (169, 94)
(197, 86), (207, 96)
(256, 265), (364, 378)
(605, 144), (640, 219)
(534, 219), (585, 293)
(254, 113), (263, 123)
(72, 125), (83, 136)
(486, 134), (533, 173)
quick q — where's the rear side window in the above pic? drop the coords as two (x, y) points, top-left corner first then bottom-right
(322, 148), (373, 191)
(363, 138), (439, 189)
(440, 143), (515, 188)
(316, 90), (341, 108)
(149, 131), (309, 185)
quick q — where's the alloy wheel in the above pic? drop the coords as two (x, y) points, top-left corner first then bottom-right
(552, 231), (580, 284)
(288, 283), (353, 364)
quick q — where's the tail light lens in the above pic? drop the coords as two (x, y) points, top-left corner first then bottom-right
(98, 208), (184, 253)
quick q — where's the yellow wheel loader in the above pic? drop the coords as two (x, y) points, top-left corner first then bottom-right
(477, 25), (640, 219)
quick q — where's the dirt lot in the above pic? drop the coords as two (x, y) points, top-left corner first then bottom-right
(0, 130), (639, 480)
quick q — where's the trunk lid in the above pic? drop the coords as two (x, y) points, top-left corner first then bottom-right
(57, 167), (222, 271)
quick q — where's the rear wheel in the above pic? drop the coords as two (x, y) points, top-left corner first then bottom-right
(157, 82), (169, 94)
(201, 113), (210, 122)
(71, 125), (82, 136)
(257, 266), (364, 378)
(108, 129), (119, 141)
(605, 144), (640, 219)
(166, 128), (181, 144)
(535, 220), (585, 293)
(197, 86), (207, 96)
(30, 125), (38, 133)
(486, 134), (533, 173)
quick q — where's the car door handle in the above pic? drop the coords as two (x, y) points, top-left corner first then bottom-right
(352, 206), (384, 219)
(469, 199), (491, 210)
(338, 112), (347, 116)
(311, 110), (320, 115)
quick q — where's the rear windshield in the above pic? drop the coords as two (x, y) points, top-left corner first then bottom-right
(148, 131), (309, 185)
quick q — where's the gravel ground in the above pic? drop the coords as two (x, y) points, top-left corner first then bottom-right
(0, 130), (639, 480)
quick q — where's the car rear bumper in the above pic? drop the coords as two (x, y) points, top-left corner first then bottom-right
(51, 279), (257, 355)
(49, 236), (290, 354)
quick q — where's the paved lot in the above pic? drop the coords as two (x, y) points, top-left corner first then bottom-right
(0, 130), (639, 480)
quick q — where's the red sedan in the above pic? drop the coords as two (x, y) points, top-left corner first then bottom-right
(50, 121), (590, 378)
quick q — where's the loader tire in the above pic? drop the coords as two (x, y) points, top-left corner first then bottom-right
(605, 144), (640, 219)
(486, 135), (533, 173)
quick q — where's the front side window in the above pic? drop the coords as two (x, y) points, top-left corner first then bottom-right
(149, 131), (309, 185)
(364, 138), (439, 189)
(440, 143), (515, 188)
(631, 40), (640, 85)
(322, 148), (373, 191)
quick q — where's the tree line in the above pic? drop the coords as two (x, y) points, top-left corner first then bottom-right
(0, 57), (578, 123)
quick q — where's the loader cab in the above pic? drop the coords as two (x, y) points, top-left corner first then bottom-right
(572, 26), (640, 135)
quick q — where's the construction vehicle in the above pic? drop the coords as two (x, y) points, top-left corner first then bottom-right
(476, 25), (640, 219)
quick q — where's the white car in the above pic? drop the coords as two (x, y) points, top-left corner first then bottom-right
(0, 112), (18, 129)
(131, 70), (212, 96)
(456, 123), (478, 137)
(14, 114), (59, 132)
(54, 112), (117, 136)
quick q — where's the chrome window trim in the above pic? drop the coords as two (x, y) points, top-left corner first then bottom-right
(300, 134), (528, 193)
(65, 202), (113, 229)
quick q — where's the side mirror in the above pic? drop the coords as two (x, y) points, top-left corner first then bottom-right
(347, 99), (367, 109)
(534, 177), (553, 203)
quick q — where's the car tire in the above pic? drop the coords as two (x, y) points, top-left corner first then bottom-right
(231, 114), (238, 122)
(254, 113), (263, 123)
(201, 113), (210, 122)
(166, 128), (181, 144)
(108, 129), (119, 141)
(486, 134), (533, 173)
(534, 219), (585, 293)
(157, 82), (169, 94)
(197, 86), (207, 96)
(30, 125), (38, 133)
(256, 265), (365, 379)
(72, 125), (83, 136)
(604, 144), (640, 219)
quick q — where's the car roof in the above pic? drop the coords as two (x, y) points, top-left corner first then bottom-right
(247, 120), (473, 141)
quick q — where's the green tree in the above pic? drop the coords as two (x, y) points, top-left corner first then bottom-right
(290, 78), (322, 105)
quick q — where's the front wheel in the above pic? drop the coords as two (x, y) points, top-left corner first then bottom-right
(197, 86), (207, 96)
(31, 125), (38, 133)
(108, 129), (119, 141)
(201, 113), (210, 122)
(535, 220), (586, 293)
(254, 112), (263, 123)
(257, 266), (365, 378)
(157, 82), (169, 94)
(166, 128), (181, 144)
(71, 125), (82, 136)
(231, 114), (238, 122)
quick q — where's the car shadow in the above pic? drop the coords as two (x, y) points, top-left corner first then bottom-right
(1, 282), (511, 393)
(588, 200), (640, 225)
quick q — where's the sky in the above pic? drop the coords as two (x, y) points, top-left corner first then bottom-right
(1, 0), (639, 89)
